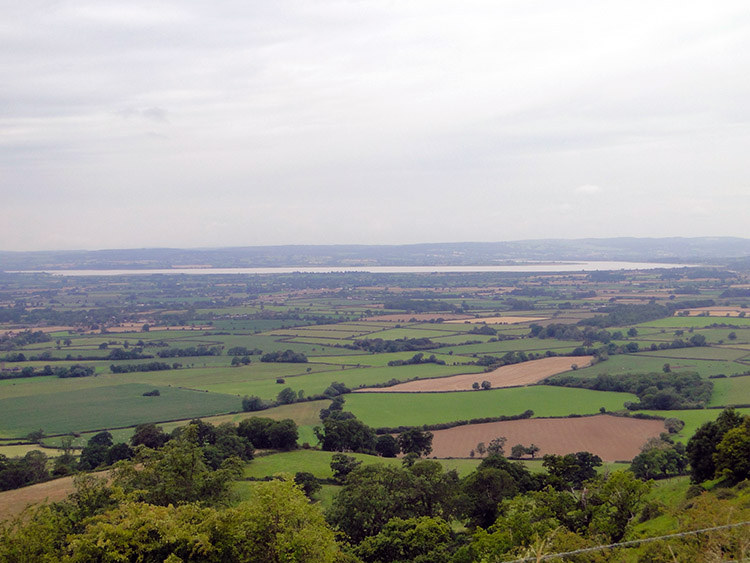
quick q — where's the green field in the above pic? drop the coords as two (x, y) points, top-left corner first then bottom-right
(0, 384), (241, 438)
(0, 362), (344, 401)
(708, 376), (750, 406)
(175, 363), (483, 400)
(367, 327), (461, 340)
(435, 339), (578, 356)
(308, 351), (462, 367)
(639, 407), (750, 443)
(430, 334), (496, 344)
(40, 400), (330, 450)
(243, 449), (493, 480)
(637, 316), (750, 329)
(623, 346), (749, 361)
(344, 386), (637, 428)
(569, 352), (742, 379)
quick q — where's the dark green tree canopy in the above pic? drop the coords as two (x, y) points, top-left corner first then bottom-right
(397, 428), (433, 457)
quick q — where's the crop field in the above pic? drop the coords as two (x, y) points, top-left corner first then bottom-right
(0, 384), (240, 438)
(243, 449), (484, 480)
(428, 414), (665, 461)
(280, 336), (358, 346)
(40, 399), (330, 450)
(367, 327), (465, 340)
(266, 327), (377, 339)
(637, 316), (750, 329)
(0, 473), (91, 520)
(361, 313), (470, 322)
(639, 408), (750, 443)
(434, 340), (579, 357)
(0, 443), (63, 458)
(430, 333), (496, 344)
(356, 356), (584, 392)
(708, 376), (750, 406)
(568, 353), (743, 379)
(444, 316), (548, 324)
(345, 386), (637, 428)
(308, 351), (460, 367)
(633, 346), (750, 361)
(180, 363), (485, 399)
(681, 307), (749, 317)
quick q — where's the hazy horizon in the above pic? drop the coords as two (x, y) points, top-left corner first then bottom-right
(2, 1), (749, 251)
(4, 235), (750, 255)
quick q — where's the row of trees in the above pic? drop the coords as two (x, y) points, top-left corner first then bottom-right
(260, 349), (308, 363)
(156, 345), (223, 358)
(578, 300), (715, 328)
(242, 381), (350, 412)
(0, 450), (51, 491)
(546, 372), (713, 410)
(0, 363), (95, 379)
(387, 352), (445, 366)
(346, 337), (439, 353)
(65, 416), (298, 478)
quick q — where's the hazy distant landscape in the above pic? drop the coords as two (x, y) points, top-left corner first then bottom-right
(4, 236), (750, 271)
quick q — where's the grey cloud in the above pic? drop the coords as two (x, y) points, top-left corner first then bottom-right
(117, 107), (169, 122)
(1, 0), (749, 250)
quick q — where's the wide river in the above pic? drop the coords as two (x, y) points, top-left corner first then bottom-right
(12, 261), (693, 276)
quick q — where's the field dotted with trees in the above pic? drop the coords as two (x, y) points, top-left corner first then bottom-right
(3, 262), (750, 559)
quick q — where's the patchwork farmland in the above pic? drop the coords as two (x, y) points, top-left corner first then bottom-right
(3, 263), (750, 536)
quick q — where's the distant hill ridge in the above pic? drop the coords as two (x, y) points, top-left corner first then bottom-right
(2, 237), (750, 270)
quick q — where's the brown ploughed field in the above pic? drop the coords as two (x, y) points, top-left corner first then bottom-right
(429, 414), (664, 461)
(357, 356), (586, 393)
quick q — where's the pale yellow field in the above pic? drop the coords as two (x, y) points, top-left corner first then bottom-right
(356, 356), (588, 392)
(0, 471), (108, 521)
(85, 323), (212, 333)
(364, 313), (471, 322)
(0, 444), (63, 458)
(444, 316), (548, 325)
(678, 307), (748, 317)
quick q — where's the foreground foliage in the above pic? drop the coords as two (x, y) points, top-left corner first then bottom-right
(0, 479), (341, 563)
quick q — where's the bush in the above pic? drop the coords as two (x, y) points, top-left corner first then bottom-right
(241, 395), (267, 412)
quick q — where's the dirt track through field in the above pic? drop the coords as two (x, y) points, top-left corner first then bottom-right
(356, 356), (586, 392)
(429, 415), (664, 461)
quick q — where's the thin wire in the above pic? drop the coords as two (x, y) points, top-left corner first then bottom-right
(502, 520), (750, 562)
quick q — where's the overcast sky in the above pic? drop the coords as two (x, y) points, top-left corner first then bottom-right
(1, 1), (749, 251)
